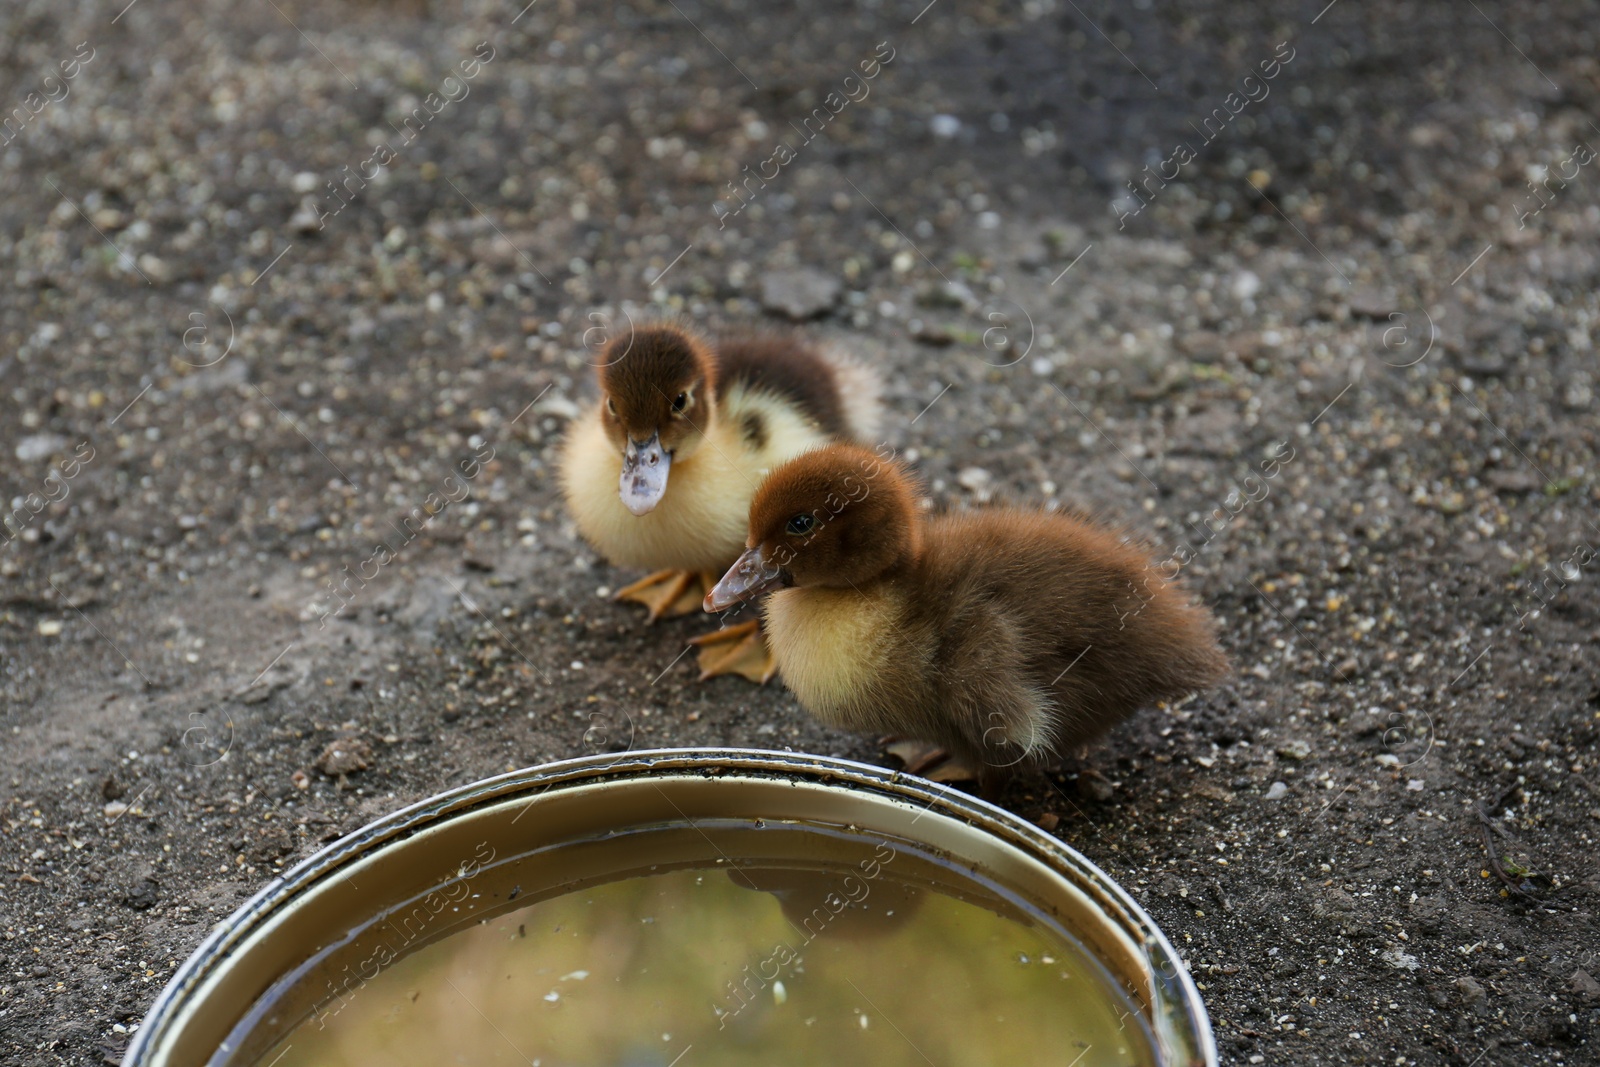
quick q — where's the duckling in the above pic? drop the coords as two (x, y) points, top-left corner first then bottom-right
(705, 444), (1228, 784)
(560, 325), (882, 681)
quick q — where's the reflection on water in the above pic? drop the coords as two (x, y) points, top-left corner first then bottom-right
(249, 830), (1156, 1067)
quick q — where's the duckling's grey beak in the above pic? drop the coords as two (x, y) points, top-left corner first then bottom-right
(705, 546), (787, 611)
(619, 432), (670, 516)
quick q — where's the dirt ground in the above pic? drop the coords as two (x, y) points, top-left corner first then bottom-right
(2, 0), (1598, 1064)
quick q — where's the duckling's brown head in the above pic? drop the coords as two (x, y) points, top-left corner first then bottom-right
(705, 444), (918, 611)
(596, 324), (716, 515)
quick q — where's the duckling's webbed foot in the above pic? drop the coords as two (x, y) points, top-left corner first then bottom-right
(689, 619), (777, 684)
(881, 739), (982, 784)
(614, 569), (712, 623)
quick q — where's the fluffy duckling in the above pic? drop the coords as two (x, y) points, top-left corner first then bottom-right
(560, 325), (882, 681)
(705, 444), (1228, 783)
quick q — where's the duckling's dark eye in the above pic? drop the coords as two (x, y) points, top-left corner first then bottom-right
(672, 392), (689, 412)
(605, 398), (618, 417)
(784, 514), (815, 536)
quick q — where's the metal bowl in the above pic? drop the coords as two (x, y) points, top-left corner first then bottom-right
(126, 748), (1216, 1067)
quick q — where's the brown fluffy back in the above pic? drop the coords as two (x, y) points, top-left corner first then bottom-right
(714, 332), (848, 437)
(911, 509), (1229, 763)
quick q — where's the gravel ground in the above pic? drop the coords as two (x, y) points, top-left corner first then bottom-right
(3, 1), (1599, 1064)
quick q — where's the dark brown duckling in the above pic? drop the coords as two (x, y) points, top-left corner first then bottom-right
(705, 443), (1229, 785)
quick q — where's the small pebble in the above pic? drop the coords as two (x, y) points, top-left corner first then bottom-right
(1381, 946), (1420, 971)
(956, 467), (992, 493)
(1076, 771), (1114, 802)
(760, 269), (840, 321)
(1276, 740), (1312, 761)
(315, 738), (372, 776)
(15, 433), (67, 462)
(137, 255), (172, 284)
(1265, 781), (1288, 800)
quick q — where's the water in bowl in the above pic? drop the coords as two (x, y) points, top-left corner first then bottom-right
(238, 820), (1159, 1067)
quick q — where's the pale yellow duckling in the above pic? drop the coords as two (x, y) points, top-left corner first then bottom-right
(706, 444), (1229, 785)
(560, 325), (881, 680)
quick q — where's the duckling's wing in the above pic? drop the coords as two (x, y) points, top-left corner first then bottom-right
(928, 585), (1061, 769)
(713, 334), (882, 442)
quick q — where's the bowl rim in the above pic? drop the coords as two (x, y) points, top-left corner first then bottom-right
(127, 747), (1216, 1067)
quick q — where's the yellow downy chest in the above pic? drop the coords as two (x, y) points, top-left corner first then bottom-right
(560, 391), (833, 574)
(761, 587), (898, 727)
